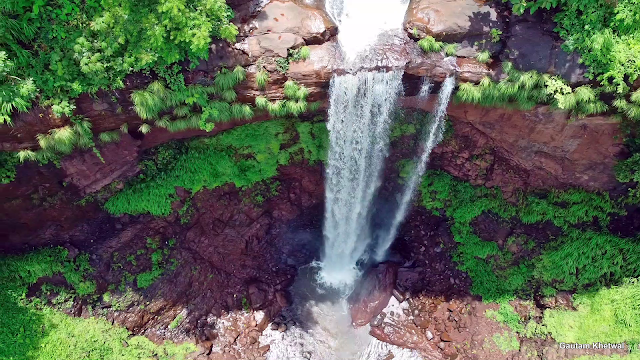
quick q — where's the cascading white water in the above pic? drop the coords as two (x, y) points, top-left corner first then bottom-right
(325, 0), (410, 62)
(374, 76), (456, 261)
(319, 71), (402, 289)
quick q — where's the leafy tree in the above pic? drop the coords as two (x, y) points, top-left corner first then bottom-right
(0, 0), (238, 121)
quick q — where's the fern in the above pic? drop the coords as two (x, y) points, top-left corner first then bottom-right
(284, 80), (300, 99)
(476, 50), (491, 63)
(444, 43), (458, 57)
(417, 36), (444, 53)
(98, 131), (121, 144)
(255, 70), (269, 89)
(255, 96), (269, 109)
(221, 89), (237, 103)
(139, 123), (151, 134)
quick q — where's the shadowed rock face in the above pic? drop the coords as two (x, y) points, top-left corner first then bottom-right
(403, 97), (625, 191)
(349, 262), (398, 327)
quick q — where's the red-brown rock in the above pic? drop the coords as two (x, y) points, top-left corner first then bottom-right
(349, 262), (398, 327)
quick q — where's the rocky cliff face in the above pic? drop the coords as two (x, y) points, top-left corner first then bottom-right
(0, 1), (631, 359)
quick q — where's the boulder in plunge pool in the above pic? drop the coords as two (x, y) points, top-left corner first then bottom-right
(348, 262), (398, 327)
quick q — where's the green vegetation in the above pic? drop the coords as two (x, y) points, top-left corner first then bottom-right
(0, 51), (37, 125)
(255, 80), (321, 117)
(417, 36), (444, 53)
(543, 278), (640, 347)
(105, 120), (328, 216)
(255, 69), (269, 89)
(0, 150), (19, 183)
(490, 28), (503, 43)
(456, 62), (608, 117)
(169, 314), (184, 329)
(0, 247), (194, 359)
(503, 0), (640, 94)
(0, 0), (237, 121)
(418, 170), (632, 302)
(492, 331), (520, 352)
(17, 116), (98, 164)
(132, 66), (250, 132)
(486, 302), (525, 333)
(289, 46), (311, 62)
(475, 50), (491, 63)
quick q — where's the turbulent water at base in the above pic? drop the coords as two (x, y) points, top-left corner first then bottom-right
(259, 267), (423, 360)
(319, 71), (403, 289)
(374, 77), (456, 260)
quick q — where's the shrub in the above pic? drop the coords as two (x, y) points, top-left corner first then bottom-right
(0, 151), (19, 184)
(543, 278), (640, 346)
(418, 170), (633, 301)
(104, 120), (328, 216)
(455, 63), (609, 117)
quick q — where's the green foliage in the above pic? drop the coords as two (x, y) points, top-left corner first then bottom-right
(258, 80), (316, 118)
(0, 0), (238, 119)
(486, 302), (525, 333)
(418, 170), (631, 301)
(417, 36), (444, 53)
(131, 68), (251, 132)
(104, 120), (328, 216)
(275, 58), (290, 73)
(20, 116), (99, 164)
(443, 43), (458, 57)
(503, 0), (640, 94)
(492, 332), (520, 352)
(169, 314), (184, 329)
(0, 248), (187, 360)
(255, 69), (269, 89)
(98, 130), (121, 144)
(543, 278), (640, 347)
(289, 46), (311, 62)
(490, 28), (503, 43)
(455, 63), (609, 117)
(0, 151), (19, 184)
(0, 51), (37, 125)
(475, 50), (491, 63)
(615, 153), (640, 203)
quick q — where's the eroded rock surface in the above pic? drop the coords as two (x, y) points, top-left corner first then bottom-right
(62, 135), (140, 195)
(403, 97), (624, 191)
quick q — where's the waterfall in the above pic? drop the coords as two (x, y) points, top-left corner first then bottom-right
(319, 71), (403, 289)
(325, 0), (410, 62)
(374, 76), (456, 261)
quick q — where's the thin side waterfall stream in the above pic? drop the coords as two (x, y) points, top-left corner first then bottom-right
(374, 76), (456, 260)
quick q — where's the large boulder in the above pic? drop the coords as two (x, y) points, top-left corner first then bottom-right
(251, 1), (337, 44)
(501, 22), (588, 84)
(348, 263), (398, 327)
(241, 33), (305, 57)
(404, 0), (503, 42)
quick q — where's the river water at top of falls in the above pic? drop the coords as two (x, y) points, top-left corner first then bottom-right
(325, 0), (411, 63)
